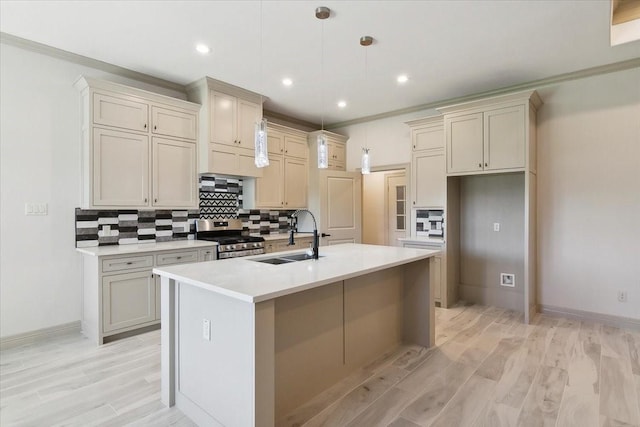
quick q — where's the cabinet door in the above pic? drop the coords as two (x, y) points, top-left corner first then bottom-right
(93, 128), (149, 207)
(237, 99), (261, 147)
(237, 147), (264, 178)
(328, 141), (346, 170)
(93, 92), (148, 132)
(102, 271), (156, 333)
(284, 158), (308, 208)
(256, 156), (284, 208)
(151, 105), (197, 140)
(284, 134), (308, 159)
(412, 151), (445, 207)
(412, 124), (444, 151)
(484, 105), (525, 171)
(446, 112), (483, 174)
(152, 137), (197, 208)
(267, 129), (284, 155)
(211, 91), (237, 146)
(209, 143), (238, 176)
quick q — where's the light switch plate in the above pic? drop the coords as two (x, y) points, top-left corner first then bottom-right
(202, 319), (211, 341)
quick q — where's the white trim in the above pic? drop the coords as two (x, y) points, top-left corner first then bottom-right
(0, 321), (81, 350)
(538, 304), (640, 331)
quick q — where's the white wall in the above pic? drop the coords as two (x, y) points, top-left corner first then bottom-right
(335, 67), (640, 320)
(536, 68), (640, 319)
(0, 43), (186, 338)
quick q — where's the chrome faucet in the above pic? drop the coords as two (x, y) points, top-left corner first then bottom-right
(288, 209), (319, 260)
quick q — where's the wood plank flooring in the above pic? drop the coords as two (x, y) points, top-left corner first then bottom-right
(2, 304), (639, 426)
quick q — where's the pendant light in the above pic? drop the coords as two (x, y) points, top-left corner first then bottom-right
(254, 1), (269, 168)
(360, 35), (373, 175)
(316, 6), (330, 169)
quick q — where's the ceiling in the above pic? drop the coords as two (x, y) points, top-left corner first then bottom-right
(1, 1), (639, 127)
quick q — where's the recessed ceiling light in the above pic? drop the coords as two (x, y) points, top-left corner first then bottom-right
(337, 100), (347, 108)
(282, 78), (293, 86)
(397, 74), (409, 84)
(195, 44), (211, 54)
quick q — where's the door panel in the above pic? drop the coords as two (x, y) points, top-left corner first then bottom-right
(387, 174), (406, 246)
(319, 171), (362, 245)
(152, 137), (197, 207)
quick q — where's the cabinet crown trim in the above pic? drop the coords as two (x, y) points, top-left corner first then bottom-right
(74, 76), (201, 111)
(185, 76), (266, 105)
(436, 90), (542, 115)
(267, 122), (309, 138)
(405, 115), (443, 127)
(307, 130), (349, 144)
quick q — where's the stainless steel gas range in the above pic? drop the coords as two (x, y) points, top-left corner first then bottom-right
(195, 219), (265, 259)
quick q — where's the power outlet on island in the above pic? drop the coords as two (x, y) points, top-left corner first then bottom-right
(493, 223), (500, 232)
(500, 273), (515, 287)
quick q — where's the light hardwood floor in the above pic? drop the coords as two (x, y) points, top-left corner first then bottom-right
(2, 304), (639, 426)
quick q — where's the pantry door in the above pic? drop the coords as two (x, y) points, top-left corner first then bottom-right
(386, 173), (407, 246)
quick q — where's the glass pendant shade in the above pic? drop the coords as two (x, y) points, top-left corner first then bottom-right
(254, 118), (269, 168)
(361, 148), (371, 174)
(317, 133), (329, 169)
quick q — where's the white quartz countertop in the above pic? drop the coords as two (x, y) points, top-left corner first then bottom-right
(76, 240), (218, 257)
(153, 243), (439, 303)
(398, 237), (445, 246)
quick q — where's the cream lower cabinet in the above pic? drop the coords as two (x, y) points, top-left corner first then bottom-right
(81, 246), (216, 345)
(103, 271), (156, 333)
(401, 241), (447, 307)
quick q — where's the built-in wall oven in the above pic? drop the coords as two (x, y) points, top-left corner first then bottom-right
(195, 219), (265, 259)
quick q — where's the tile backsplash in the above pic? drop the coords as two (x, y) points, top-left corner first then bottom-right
(75, 208), (199, 247)
(416, 209), (445, 238)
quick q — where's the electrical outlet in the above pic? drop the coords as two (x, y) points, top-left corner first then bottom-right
(500, 273), (515, 287)
(617, 291), (627, 303)
(493, 223), (500, 232)
(202, 319), (211, 341)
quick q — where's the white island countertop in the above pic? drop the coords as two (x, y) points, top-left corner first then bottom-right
(153, 243), (439, 303)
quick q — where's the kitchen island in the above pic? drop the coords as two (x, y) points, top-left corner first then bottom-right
(153, 243), (439, 427)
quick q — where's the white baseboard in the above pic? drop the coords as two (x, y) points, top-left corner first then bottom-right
(538, 304), (640, 331)
(0, 321), (81, 351)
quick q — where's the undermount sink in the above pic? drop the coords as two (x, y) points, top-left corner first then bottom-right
(253, 252), (324, 265)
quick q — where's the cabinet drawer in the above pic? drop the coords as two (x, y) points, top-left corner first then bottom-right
(93, 92), (149, 132)
(102, 255), (154, 273)
(156, 250), (199, 266)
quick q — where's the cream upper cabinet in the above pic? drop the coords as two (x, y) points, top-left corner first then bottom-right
(439, 93), (537, 176)
(92, 128), (149, 207)
(152, 137), (198, 208)
(93, 92), (149, 132)
(412, 151), (445, 208)
(406, 116), (445, 209)
(254, 124), (308, 209)
(308, 131), (348, 171)
(151, 105), (197, 140)
(76, 77), (200, 209)
(186, 78), (265, 178)
(284, 157), (308, 208)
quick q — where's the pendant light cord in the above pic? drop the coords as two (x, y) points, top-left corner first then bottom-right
(321, 17), (325, 132)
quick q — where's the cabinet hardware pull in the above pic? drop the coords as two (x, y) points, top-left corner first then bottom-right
(238, 140), (241, 144)
(154, 125), (157, 130)
(176, 256), (182, 259)
(144, 198), (148, 203)
(485, 163), (488, 167)
(478, 163), (482, 168)
(154, 198), (158, 203)
(285, 150), (288, 153)
(413, 201), (416, 205)
(126, 262), (132, 265)
(144, 124), (147, 129)
(321, 233), (332, 237)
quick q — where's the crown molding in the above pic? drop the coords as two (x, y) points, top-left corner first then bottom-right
(1, 32), (186, 93)
(327, 58), (640, 129)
